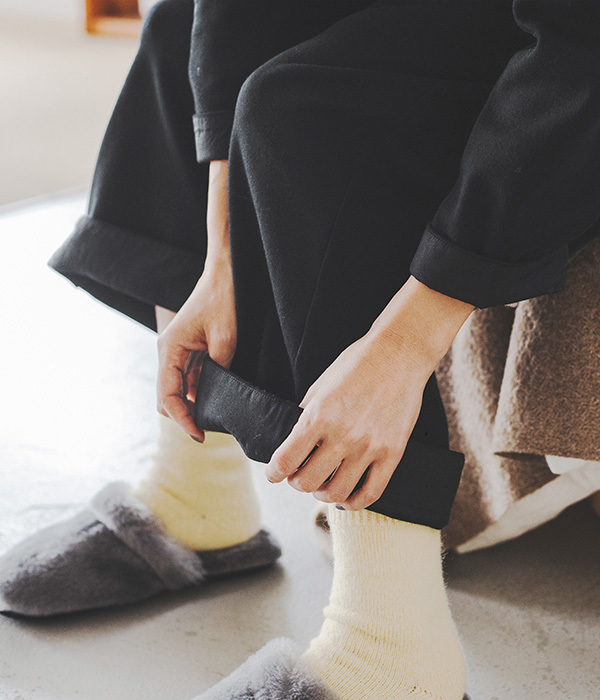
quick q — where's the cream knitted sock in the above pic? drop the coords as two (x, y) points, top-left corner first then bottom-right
(133, 414), (262, 550)
(301, 506), (466, 700)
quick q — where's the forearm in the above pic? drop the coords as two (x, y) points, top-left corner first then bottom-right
(205, 160), (231, 268)
(367, 275), (475, 374)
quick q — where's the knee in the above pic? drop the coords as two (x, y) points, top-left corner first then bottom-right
(140, 0), (194, 54)
(234, 59), (305, 143)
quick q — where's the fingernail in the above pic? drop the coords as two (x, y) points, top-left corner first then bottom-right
(267, 477), (274, 484)
(335, 505), (345, 510)
(190, 435), (204, 443)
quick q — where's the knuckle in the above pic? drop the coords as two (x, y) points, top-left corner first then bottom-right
(269, 466), (286, 481)
(326, 489), (348, 504)
(342, 498), (363, 511)
(162, 395), (179, 412)
(301, 404), (321, 424)
(313, 491), (331, 504)
(375, 444), (393, 462)
(346, 500), (365, 512)
(362, 486), (384, 505)
(343, 426), (369, 449)
(292, 476), (314, 493)
(269, 455), (292, 479)
(306, 404), (335, 431)
(271, 452), (289, 474)
(315, 415), (336, 435)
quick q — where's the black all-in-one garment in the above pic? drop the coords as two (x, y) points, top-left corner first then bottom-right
(48, 0), (600, 529)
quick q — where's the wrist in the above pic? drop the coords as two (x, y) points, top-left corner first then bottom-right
(206, 159), (230, 261)
(203, 250), (233, 287)
(205, 241), (231, 268)
(368, 275), (475, 370)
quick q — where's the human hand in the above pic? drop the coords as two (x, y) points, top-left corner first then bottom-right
(264, 275), (475, 510)
(156, 160), (236, 441)
(264, 329), (432, 510)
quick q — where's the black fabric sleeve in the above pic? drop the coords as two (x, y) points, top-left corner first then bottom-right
(188, 0), (369, 163)
(409, 0), (600, 309)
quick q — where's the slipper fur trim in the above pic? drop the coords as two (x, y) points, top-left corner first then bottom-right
(310, 502), (333, 565)
(0, 483), (281, 617)
(0, 508), (167, 616)
(200, 529), (282, 578)
(89, 481), (206, 589)
(194, 636), (471, 699)
(195, 637), (339, 700)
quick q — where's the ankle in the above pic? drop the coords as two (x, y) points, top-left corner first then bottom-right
(134, 479), (261, 550)
(134, 418), (262, 550)
(301, 507), (467, 700)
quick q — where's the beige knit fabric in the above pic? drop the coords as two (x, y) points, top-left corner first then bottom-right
(302, 507), (466, 700)
(438, 236), (600, 551)
(134, 414), (262, 550)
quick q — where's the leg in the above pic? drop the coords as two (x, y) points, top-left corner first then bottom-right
(194, 1), (529, 697)
(48, 0), (209, 330)
(227, 0), (529, 526)
(55, 0), (265, 552)
(0, 0), (279, 619)
(53, 0), (267, 550)
(133, 306), (263, 550)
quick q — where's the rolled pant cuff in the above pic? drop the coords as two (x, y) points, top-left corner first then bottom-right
(47, 215), (205, 331)
(194, 354), (465, 531)
(365, 440), (464, 530)
(409, 225), (569, 309)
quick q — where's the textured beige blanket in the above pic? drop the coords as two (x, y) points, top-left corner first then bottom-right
(439, 236), (600, 552)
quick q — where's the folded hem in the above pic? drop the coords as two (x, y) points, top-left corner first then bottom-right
(366, 439), (465, 530)
(192, 110), (235, 163)
(194, 355), (464, 531)
(47, 215), (205, 330)
(409, 225), (569, 309)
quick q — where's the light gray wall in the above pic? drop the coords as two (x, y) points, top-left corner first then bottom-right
(0, 0), (83, 22)
(0, 0), (159, 22)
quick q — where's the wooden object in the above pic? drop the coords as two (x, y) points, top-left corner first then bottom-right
(85, 0), (142, 38)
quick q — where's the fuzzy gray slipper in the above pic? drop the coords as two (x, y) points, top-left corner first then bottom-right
(193, 637), (338, 700)
(0, 481), (281, 617)
(192, 637), (471, 699)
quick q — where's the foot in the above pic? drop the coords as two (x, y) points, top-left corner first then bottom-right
(190, 637), (470, 700)
(301, 508), (467, 700)
(0, 481), (281, 618)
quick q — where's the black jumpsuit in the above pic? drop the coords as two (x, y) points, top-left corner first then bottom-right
(48, 0), (600, 530)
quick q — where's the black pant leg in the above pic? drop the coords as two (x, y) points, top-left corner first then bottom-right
(226, 0), (528, 527)
(45, 0), (525, 528)
(48, 0), (207, 331)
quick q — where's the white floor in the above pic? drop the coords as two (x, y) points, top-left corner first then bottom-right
(0, 195), (598, 700)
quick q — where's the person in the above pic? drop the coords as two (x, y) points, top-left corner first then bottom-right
(2, 0), (599, 698)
